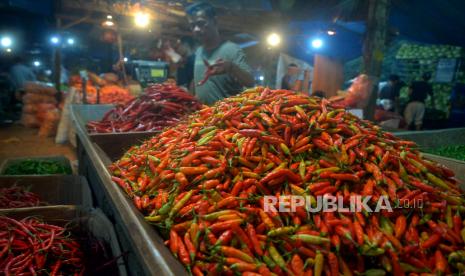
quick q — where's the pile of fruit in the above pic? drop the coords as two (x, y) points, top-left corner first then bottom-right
(396, 43), (463, 60)
(87, 83), (202, 133)
(111, 87), (465, 275)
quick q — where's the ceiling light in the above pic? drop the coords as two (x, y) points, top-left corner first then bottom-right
(266, 33), (281, 47)
(327, 29), (336, 36)
(134, 12), (150, 28)
(311, 38), (323, 49)
(50, 36), (60, 45)
(1, 36), (12, 48)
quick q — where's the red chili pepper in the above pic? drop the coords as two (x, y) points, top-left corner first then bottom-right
(246, 223), (263, 256)
(169, 229), (179, 257)
(435, 249), (446, 275)
(177, 235), (191, 265)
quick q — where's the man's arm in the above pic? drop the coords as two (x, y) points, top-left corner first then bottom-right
(208, 44), (254, 87)
(208, 59), (254, 87)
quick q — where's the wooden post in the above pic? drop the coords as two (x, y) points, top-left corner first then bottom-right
(117, 33), (128, 86)
(362, 0), (390, 121)
(54, 18), (62, 94)
(82, 77), (87, 104)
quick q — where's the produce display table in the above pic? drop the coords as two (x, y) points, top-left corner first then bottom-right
(70, 104), (186, 276)
(71, 103), (465, 275)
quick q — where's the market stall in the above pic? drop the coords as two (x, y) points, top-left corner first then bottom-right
(3, 1), (465, 276)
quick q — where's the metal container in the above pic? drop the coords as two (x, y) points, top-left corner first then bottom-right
(422, 153), (465, 184)
(70, 104), (159, 160)
(72, 107), (186, 276)
(394, 128), (465, 150)
(0, 175), (93, 209)
(0, 206), (127, 276)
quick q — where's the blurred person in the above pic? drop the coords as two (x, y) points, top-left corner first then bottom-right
(281, 63), (301, 90)
(312, 90), (325, 98)
(329, 74), (372, 109)
(176, 36), (196, 90)
(404, 73), (434, 130)
(186, 1), (254, 105)
(9, 56), (36, 98)
(378, 74), (404, 112)
(448, 83), (465, 128)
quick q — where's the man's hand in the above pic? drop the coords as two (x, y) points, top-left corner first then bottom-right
(208, 59), (232, 75)
(199, 58), (254, 87)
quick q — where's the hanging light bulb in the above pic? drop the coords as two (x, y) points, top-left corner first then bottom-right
(102, 15), (115, 27)
(134, 11), (150, 28)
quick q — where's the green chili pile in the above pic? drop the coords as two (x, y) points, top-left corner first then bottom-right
(3, 159), (71, 175)
(425, 145), (465, 162)
(110, 87), (465, 275)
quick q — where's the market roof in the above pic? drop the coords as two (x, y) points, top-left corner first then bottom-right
(2, 0), (465, 62)
(284, 0), (465, 62)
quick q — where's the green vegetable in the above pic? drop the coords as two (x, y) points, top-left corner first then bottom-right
(3, 159), (72, 175)
(425, 145), (465, 162)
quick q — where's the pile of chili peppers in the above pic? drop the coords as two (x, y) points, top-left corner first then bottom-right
(0, 216), (85, 275)
(0, 186), (42, 209)
(87, 83), (202, 133)
(110, 87), (465, 275)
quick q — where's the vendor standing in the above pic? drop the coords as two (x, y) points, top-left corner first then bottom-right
(186, 2), (254, 105)
(404, 73), (434, 130)
(378, 74), (404, 112)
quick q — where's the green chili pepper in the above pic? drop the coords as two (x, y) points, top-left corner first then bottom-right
(314, 251), (324, 276)
(426, 173), (450, 190)
(408, 158), (427, 173)
(290, 234), (330, 245)
(399, 262), (429, 273)
(379, 216), (394, 236)
(267, 226), (295, 237)
(446, 205), (453, 228)
(262, 255), (276, 269)
(299, 160), (306, 179)
(365, 269), (386, 276)
(168, 190), (194, 219)
(198, 126), (217, 135)
(280, 143), (291, 155)
(361, 245), (385, 256)
(197, 131), (217, 146)
(148, 155), (160, 164)
(268, 245), (286, 269)
(419, 213), (432, 225)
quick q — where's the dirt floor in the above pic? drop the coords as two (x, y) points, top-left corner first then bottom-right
(0, 123), (76, 164)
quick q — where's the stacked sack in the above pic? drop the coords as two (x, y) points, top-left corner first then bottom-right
(21, 82), (61, 137)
